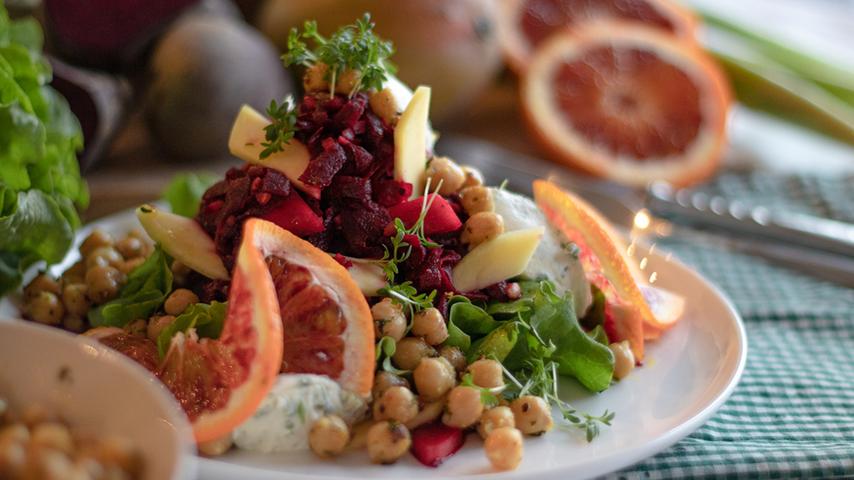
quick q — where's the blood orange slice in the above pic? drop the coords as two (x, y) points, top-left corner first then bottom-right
(256, 219), (375, 398)
(498, 0), (698, 73)
(159, 218), (284, 443)
(522, 23), (731, 187)
(534, 180), (685, 360)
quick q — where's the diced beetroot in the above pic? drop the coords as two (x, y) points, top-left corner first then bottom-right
(373, 179), (412, 207)
(411, 422), (466, 468)
(261, 192), (324, 237)
(387, 195), (462, 236)
(299, 138), (347, 188)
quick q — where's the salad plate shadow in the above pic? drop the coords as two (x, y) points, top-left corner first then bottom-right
(0, 207), (746, 480)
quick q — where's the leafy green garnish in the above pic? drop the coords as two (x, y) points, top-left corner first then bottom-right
(443, 317), (471, 352)
(259, 96), (298, 159)
(162, 172), (218, 217)
(588, 325), (609, 346)
(0, 6), (87, 295)
(378, 281), (435, 319)
(157, 301), (228, 357)
(375, 335), (408, 375)
(449, 301), (501, 335)
(467, 321), (519, 364)
(88, 246), (173, 327)
(282, 13), (396, 95)
(380, 182), (443, 284)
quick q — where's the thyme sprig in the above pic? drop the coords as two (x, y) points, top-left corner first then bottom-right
(282, 13), (396, 96)
(259, 96), (299, 159)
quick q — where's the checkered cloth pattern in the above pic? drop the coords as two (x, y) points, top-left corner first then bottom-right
(608, 172), (854, 479)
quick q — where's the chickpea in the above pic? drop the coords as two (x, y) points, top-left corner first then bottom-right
(21, 405), (54, 427)
(79, 229), (113, 258)
(460, 185), (494, 215)
(0, 424), (29, 444)
(461, 166), (485, 188)
(510, 396), (553, 436)
(30, 423), (73, 454)
(461, 212), (504, 248)
(366, 421), (411, 464)
(392, 337), (436, 371)
(60, 261), (86, 287)
(26, 291), (64, 326)
(85, 246), (123, 270)
(425, 157), (466, 195)
(610, 341), (635, 380)
(374, 386), (418, 423)
(118, 257), (146, 275)
(124, 319), (147, 337)
(369, 88), (398, 125)
(411, 308), (448, 346)
(61, 283), (90, 317)
(372, 371), (410, 400)
(23, 446), (72, 479)
(164, 288), (199, 316)
(303, 62), (329, 92)
(484, 427), (523, 471)
(309, 415), (350, 458)
(443, 386), (484, 429)
(345, 421), (373, 451)
(335, 68), (361, 94)
(198, 432), (233, 457)
(0, 436), (25, 475)
(81, 435), (141, 474)
(413, 357), (456, 401)
(24, 274), (60, 300)
(405, 399), (445, 430)
(467, 359), (505, 389)
(372, 298), (406, 342)
(478, 406), (515, 439)
(146, 315), (176, 342)
(85, 266), (123, 304)
(115, 236), (145, 259)
(439, 346), (467, 373)
(62, 315), (86, 334)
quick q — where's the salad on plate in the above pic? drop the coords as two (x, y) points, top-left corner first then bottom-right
(15, 15), (685, 472)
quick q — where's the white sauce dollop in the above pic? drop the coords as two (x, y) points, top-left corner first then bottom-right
(233, 374), (367, 453)
(491, 188), (592, 316)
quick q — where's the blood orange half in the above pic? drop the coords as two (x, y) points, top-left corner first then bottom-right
(160, 218), (284, 443)
(498, 0), (698, 73)
(255, 219), (375, 399)
(534, 180), (686, 360)
(522, 23), (731, 187)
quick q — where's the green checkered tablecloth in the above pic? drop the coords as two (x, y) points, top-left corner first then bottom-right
(609, 172), (854, 479)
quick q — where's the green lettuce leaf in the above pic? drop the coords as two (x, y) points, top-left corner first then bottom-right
(157, 301), (228, 357)
(88, 246), (173, 327)
(163, 172), (218, 218)
(0, 5), (86, 296)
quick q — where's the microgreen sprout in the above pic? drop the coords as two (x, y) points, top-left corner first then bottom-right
(282, 13), (396, 96)
(259, 96), (298, 159)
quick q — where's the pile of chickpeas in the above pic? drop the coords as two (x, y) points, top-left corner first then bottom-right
(425, 156), (506, 250)
(21, 229), (207, 348)
(0, 397), (143, 479)
(21, 229), (153, 332)
(306, 298), (555, 471)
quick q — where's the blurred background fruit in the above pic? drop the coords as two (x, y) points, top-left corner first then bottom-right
(497, 0), (698, 73)
(255, 0), (502, 124)
(144, 12), (293, 159)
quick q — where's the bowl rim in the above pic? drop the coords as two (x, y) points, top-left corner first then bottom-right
(0, 319), (198, 480)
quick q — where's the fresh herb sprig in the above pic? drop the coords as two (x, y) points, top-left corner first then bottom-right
(260, 96), (298, 159)
(376, 335), (409, 375)
(460, 372), (502, 408)
(377, 179), (443, 314)
(283, 13), (396, 96)
(501, 359), (614, 442)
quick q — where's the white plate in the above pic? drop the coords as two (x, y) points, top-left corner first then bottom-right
(1, 209), (747, 480)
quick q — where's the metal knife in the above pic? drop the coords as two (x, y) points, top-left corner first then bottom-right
(435, 134), (854, 287)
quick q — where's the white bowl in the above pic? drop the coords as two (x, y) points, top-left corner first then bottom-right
(0, 320), (196, 480)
